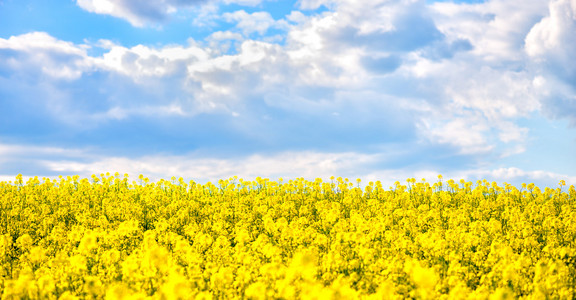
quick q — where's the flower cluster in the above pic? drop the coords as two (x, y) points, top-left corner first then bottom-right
(1, 174), (575, 299)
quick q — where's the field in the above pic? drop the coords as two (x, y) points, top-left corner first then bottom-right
(1, 174), (575, 299)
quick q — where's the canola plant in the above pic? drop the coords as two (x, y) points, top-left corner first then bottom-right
(1, 173), (575, 299)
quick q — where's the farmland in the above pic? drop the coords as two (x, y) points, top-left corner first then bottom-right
(1, 174), (575, 299)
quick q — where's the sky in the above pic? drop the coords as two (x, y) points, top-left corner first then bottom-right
(0, 0), (575, 188)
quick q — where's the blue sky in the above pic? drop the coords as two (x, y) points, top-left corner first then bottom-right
(1, 0), (575, 188)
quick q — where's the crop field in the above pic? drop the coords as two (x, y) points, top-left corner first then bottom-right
(1, 174), (575, 299)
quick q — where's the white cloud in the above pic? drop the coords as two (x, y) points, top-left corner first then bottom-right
(0, 1), (540, 157)
(523, 0), (576, 124)
(223, 10), (279, 36)
(0, 32), (220, 124)
(298, 0), (330, 10)
(95, 42), (210, 78)
(0, 143), (86, 158)
(286, 10), (308, 24)
(208, 31), (244, 41)
(3, 141), (572, 189)
(94, 103), (187, 121)
(207, 31), (245, 54)
(41, 150), (381, 183)
(419, 116), (494, 155)
(290, 0), (542, 157)
(222, 0), (264, 6)
(0, 32), (91, 80)
(76, 0), (208, 27)
(410, 62), (538, 155)
(525, 0), (576, 59)
(497, 121), (529, 143)
(431, 0), (547, 61)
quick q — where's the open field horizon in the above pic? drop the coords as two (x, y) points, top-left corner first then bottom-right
(1, 173), (575, 191)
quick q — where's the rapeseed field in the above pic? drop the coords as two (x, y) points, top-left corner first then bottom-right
(1, 173), (575, 299)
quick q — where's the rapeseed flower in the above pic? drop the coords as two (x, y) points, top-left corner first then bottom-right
(0, 175), (575, 299)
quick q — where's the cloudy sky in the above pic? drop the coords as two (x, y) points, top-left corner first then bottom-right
(1, 0), (575, 187)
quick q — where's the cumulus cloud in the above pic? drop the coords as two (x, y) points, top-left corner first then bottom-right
(0, 2), (536, 157)
(525, 0), (576, 64)
(0, 32), (91, 80)
(305, 0), (444, 53)
(222, 10), (281, 36)
(529, 74), (576, 126)
(222, 0), (264, 6)
(95, 41), (210, 78)
(431, 0), (547, 61)
(207, 31), (244, 54)
(420, 117), (494, 155)
(76, 0), (209, 27)
(0, 29), (413, 155)
(283, 0), (551, 157)
(0, 32), (101, 134)
(0, 32), (212, 134)
(298, 0), (330, 10)
(525, 0), (576, 124)
(428, 0), (576, 128)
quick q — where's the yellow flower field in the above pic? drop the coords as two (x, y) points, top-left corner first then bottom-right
(1, 174), (575, 299)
